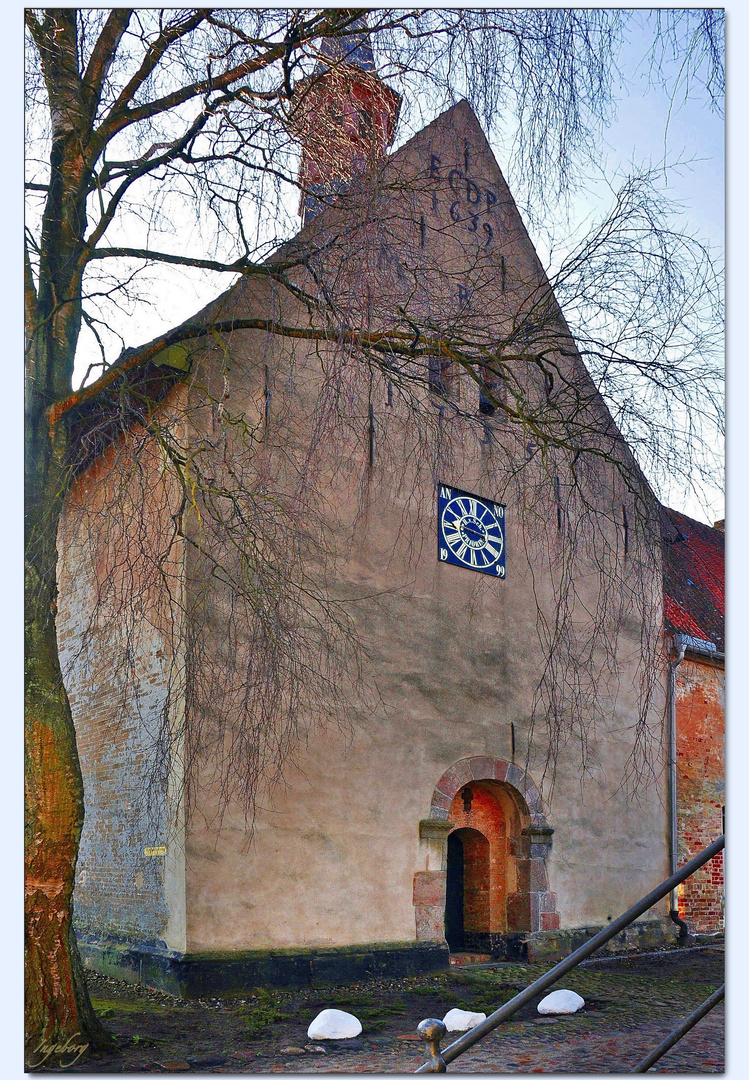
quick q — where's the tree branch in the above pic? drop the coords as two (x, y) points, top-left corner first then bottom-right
(101, 10), (209, 134)
(86, 247), (276, 274)
(81, 9), (133, 122)
(24, 240), (38, 335)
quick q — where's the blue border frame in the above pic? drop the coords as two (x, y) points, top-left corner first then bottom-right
(437, 482), (506, 577)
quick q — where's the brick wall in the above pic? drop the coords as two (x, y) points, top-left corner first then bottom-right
(676, 657), (724, 933)
(449, 783), (508, 934)
(57, 432), (184, 947)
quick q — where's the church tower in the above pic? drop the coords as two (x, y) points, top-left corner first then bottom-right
(290, 16), (401, 223)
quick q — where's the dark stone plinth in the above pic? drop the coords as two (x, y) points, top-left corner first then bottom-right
(524, 918), (678, 963)
(75, 932), (449, 998)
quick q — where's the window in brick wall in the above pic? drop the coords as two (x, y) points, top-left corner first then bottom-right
(428, 355), (459, 400)
(478, 364), (504, 416)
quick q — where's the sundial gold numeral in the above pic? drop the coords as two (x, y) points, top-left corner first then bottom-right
(440, 548), (448, 561)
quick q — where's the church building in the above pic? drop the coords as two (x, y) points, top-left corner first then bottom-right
(57, 27), (691, 996)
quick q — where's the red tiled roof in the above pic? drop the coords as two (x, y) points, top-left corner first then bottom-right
(662, 509), (724, 650)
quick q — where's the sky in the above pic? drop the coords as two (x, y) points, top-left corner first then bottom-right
(603, 20), (724, 249)
(571, 20), (725, 523)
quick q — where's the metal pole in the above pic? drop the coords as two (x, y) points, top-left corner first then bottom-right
(632, 984), (724, 1073)
(668, 637), (687, 932)
(415, 835), (724, 1072)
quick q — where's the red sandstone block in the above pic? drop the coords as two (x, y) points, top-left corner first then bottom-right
(415, 904), (445, 942)
(540, 891), (557, 914)
(451, 759), (475, 787)
(430, 791), (452, 813)
(436, 760), (473, 798)
(507, 894), (531, 932)
(470, 756), (495, 781)
(493, 760), (509, 783)
(530, 860), (548, 892)
(541, 913), (560, 931)
(413, 871), (446, 906)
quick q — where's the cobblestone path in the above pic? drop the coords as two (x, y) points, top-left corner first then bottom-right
(59, 945), (724, 1073)
(221, 1004), (724, 1073)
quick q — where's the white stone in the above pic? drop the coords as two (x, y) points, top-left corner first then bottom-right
(307, 1009), (363, 1040)
(537, 989), (585, 1015)
(442, 1008), (487, 1032)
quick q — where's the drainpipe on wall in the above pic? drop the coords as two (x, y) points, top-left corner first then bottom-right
(669, 634), (689, 940)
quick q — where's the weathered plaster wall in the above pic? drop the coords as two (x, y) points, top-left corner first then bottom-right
(676, 657), (724, 933)
(178, 102), (670, 953)
(58, 102), (670, 963)
(183, 509), (668, 950)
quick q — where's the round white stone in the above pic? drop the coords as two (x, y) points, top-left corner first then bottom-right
(442, 1008), (487, 1032)
(307, 1009), (363, 1040)
(537, 989), (585, 1014)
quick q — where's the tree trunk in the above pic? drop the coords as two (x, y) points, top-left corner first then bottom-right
(24, 410), (115, 1066)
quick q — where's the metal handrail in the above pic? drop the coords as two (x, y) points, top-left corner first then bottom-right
(416, 834), (724, 1072)
(632, 983), (724, 1073)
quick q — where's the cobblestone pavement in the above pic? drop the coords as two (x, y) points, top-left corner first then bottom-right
(57, 945), (724, 1073)
(217, 1005), (724, 1073)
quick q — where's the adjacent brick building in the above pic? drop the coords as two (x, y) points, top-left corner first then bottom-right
(663, 510), (725, 934)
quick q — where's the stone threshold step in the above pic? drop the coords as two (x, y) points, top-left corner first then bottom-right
(449, 952), (493, 966)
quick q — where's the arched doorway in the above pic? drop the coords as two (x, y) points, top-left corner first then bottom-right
(413, 757), (558, 955)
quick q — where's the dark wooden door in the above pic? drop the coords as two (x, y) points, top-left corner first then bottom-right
(445, 831), (464, 951)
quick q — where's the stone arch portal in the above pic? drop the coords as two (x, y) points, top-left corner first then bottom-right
(414, 757), (558, 955)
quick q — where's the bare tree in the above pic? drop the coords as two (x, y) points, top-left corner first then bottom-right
(24, 8), (722, 1064)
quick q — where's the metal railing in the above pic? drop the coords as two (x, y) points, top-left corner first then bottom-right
(632, 983), (724, 1073)
(416, 835), (724, 1073)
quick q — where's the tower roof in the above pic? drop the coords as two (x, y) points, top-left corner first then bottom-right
(315, 16), (376, 73)
(290, 16), (400, 222)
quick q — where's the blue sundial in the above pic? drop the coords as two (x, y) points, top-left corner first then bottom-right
(438, 484), (506, 577)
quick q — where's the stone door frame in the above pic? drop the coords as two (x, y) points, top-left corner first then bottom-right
(414, 756), (558, 945)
